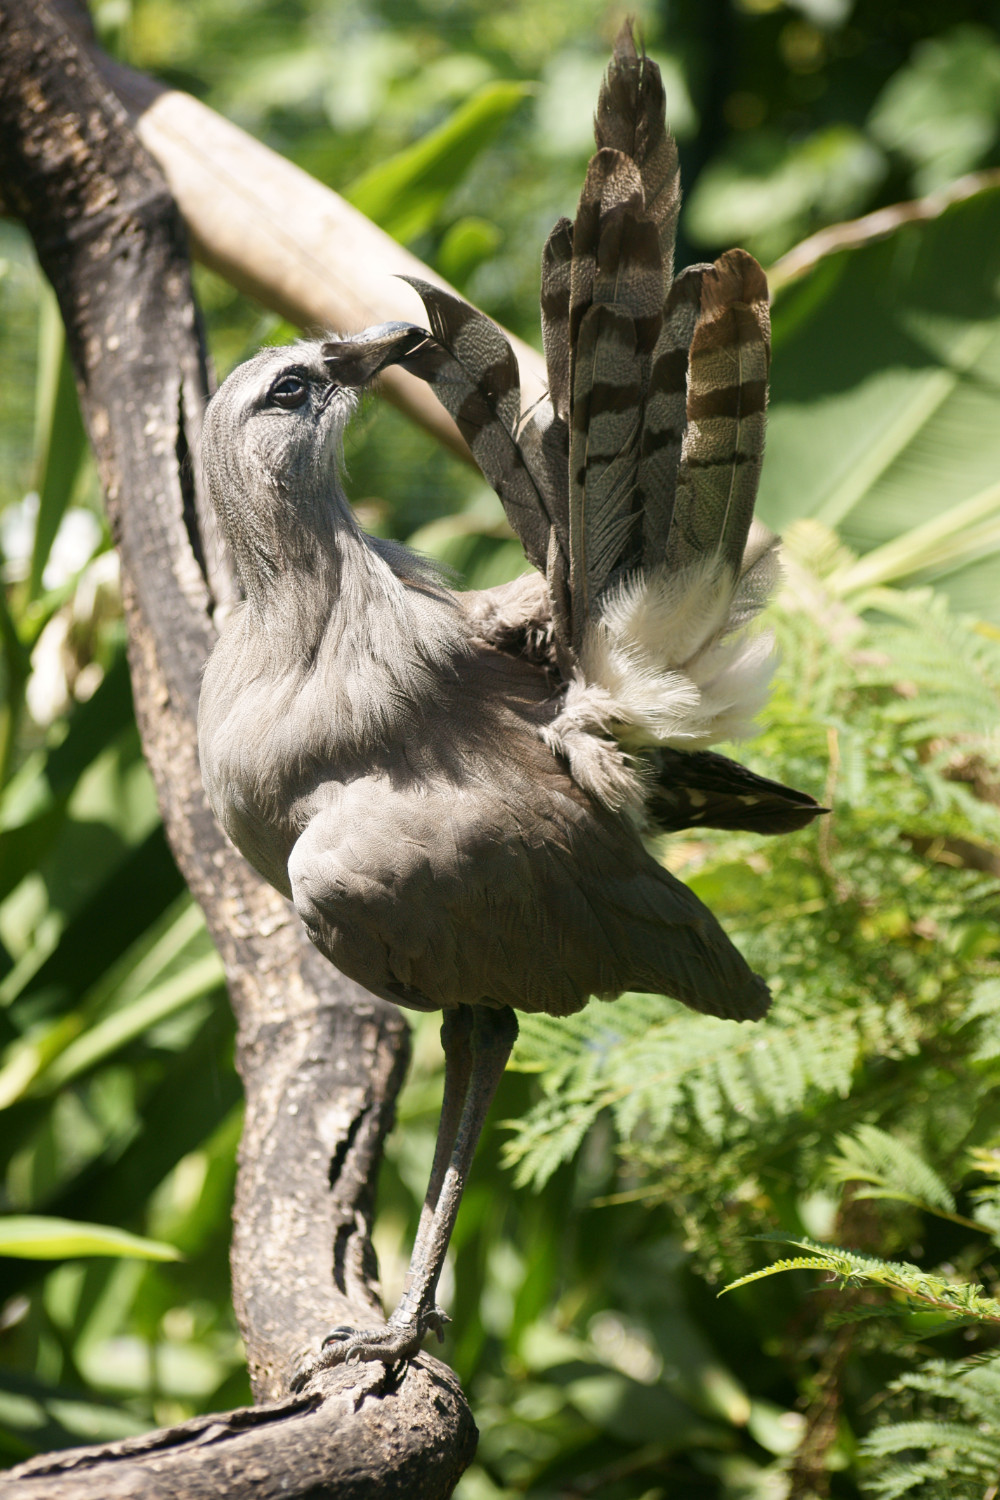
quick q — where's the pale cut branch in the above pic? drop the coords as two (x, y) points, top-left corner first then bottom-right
(80, 31), (549, 459)
(769, 169), (1000, 290)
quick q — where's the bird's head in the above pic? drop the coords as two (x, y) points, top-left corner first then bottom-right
(201, 342), (358, 591)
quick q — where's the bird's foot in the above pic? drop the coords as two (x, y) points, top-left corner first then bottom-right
(289, 1304), (450, 1389)
(322, 1304), (451, 1366)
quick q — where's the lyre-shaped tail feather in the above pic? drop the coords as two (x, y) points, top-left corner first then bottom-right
(667, 249), (770, 580)
(397, 278), (558, 576)
(540, 217), (573, 425)
(567, 147), (663, 647)
(595, 23), (680, 276)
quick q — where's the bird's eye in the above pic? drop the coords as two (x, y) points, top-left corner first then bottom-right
(267, 374), (309, 409)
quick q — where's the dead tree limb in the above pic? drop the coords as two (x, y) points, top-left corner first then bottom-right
(49, 0), (548, 460)
(0, 1), (476, 1493)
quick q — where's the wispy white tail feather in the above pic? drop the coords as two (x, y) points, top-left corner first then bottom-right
(559, 554), (778, 759)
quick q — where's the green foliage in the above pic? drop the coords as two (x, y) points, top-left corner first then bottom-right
(860, 1356), (1000, 1499)
(0, 1218), (181, 1262)
(826, 1126), (961, 1220)
(723, 1238), (1000, 1327)
(720, 1235), (1000, 1497)
(345, 80), (533, 245)
(763, 184), (1000, 622)
(868, 25), (1000, 195)
(686, 124), (885, 264)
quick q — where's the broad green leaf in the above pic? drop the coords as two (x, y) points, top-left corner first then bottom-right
(0, 1216), (180, 1261)
(685, 125), (885, 264)
(0, 928), (225, 1109)
(763, 183), (1000, 623)
(1, 825), (184, 1016)
(0, 1368), (148, 1457)
(0, 1003), (238, 1305)
(345, 81), (531, 243)
(436, 216), (502, 288)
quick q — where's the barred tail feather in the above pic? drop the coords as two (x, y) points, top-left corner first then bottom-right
(596, 23), (680, 277)
(667, 250), (770, 579)
(636, 264), (706, 560)
(540, 216), (573, 423)
(398, 278), (557, 574)
(567, 148), (663, 644)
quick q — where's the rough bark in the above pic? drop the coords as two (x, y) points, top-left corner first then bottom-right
(0, 2), (476, 1493)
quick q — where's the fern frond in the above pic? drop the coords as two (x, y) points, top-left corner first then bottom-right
(862, 1419), (1000, 1462)
(720, 1255), (847, 1294)
(827, 1124), (959, 1218)
(721, 1238), (1000, 1324)
(860, 1352), (1000, 1498)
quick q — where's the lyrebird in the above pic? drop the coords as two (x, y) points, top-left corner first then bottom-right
(198, 26), (821, 1371)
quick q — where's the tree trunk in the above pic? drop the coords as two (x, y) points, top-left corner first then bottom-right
(0, 2), (476, 1494)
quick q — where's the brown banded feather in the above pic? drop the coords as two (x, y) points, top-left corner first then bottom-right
(540, 216), (573, 423)
(688, 378), (767, 422)
(668, 249), (771, 578)
(566, 142), (668, 640)
(398, 278), (556, 574)
(596, 24), (680, 277)
(635, 264), (705, 560)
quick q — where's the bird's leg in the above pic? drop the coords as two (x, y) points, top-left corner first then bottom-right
(403, 1005), (475, 1317)
(308, 1004), (518, 1372)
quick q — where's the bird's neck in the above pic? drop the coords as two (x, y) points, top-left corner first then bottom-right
(239, 507), (465, 705)
(232, 481), (361, 644)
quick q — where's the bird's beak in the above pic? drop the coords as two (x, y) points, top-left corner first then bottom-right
(322, 323), (430, 388)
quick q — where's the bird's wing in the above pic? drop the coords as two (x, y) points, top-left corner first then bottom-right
(286, 718), (770, 1024)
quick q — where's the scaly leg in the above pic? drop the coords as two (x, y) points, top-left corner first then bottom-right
(307, 1004), (518, 1372)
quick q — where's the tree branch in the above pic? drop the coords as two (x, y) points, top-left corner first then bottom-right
(0, 1), (476, 1492)
(769, 168), (1000, 289)
(53, 0), (548, 459)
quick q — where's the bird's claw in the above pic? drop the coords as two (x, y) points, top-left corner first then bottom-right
(293, 1304), (451, 1384)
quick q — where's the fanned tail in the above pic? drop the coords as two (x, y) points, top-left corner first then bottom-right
(325, 24), (821, 830)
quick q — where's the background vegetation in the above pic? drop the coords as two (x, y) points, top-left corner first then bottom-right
(2, 1), (1000, 1495)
